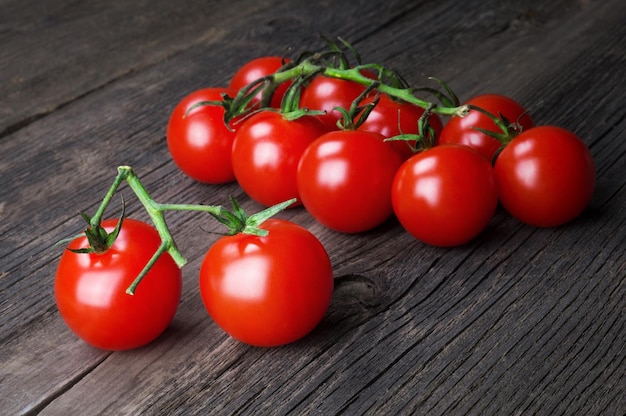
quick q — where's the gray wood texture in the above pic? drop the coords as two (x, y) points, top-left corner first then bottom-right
(1, 0), (624, 414)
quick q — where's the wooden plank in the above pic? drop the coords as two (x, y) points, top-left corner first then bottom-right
(1, 0), (624, 415)
(0, 0), (290, 137)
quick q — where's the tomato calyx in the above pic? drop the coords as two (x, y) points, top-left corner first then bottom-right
(383, 103), (440, 153)
(54, 194), (126, 255)
(183, 93), (252, 132)
(71, 203), (125, 255)
(466, 104), (528, 146)
(278, 70), (327, 121)
(334, 82), (381, 130)
(209, 196), (297, 237)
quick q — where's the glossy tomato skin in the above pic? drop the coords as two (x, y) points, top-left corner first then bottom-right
(494, 126), (595, 227)
(54, 219), (182, 350)
(199, 219), (333, 347)
(231, 111), (327, 207)
(392, 144), (498, 247)
(357, 94), (444, 160)
(438, 94), (534, 162)
(229, 56), (292, 108)
(300, 76), (368, 130)
(167, 87), (238, 183)
(297, 130), (404, 233)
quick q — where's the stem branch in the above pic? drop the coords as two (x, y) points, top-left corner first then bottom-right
(126, 240), (170, 295)
(76, 166), (292, 295)
(266, 59), (469, 117)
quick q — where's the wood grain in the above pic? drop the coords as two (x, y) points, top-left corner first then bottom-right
(1, 0), (624, 415)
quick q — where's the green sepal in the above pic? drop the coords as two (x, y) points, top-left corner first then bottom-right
(473, 126), (511, 142)
(281, 107), (327, 122)
(208, 196), (297, 237)
(66, 196), (126, 254)
(336, 81), (381, 130)
(183, 100), (225, 118)
(468, 105), (522, 145)
(243, 198), (296, 236)
(428, 77), (460, 108)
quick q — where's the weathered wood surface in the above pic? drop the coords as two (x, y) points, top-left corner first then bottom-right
(1, 0), (624, 414)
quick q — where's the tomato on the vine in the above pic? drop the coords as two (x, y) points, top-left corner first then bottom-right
(55, 219), (182, 350)
(231, 111), (327, 207)
(438, 94), (534, 162)
(297, 130), (403, 233)
(392, 144), (498, 246)
(229, 56), (292, 108)
(494, 126), (595, 227)
(357, 93), (443, 160)
(300, 75), (369, 130)
(199, 219), (333, 347)
(166, 87), (239, 184)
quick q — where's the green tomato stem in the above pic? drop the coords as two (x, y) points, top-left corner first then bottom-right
(126, 240), (169, 295)
(77, 166), (295, 295)
(121, 166), (188, 269)
(268, 60), (469, 118)
(91, 168), (127, 227)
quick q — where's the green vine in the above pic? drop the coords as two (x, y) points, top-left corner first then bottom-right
(185, 37), (519, 145)
(61, 166), (295, 295)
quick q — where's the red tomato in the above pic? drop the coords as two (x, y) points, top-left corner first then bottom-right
(231, 111), (327, 207)
(166, 87), (238, 183)
(357, 94), (444, 160)
(392, 144), (498, 246)
(199, 219), (333, 347)
(300, 75), (368, 130)
(297, 130), (404, 233)
(229, 56), (292, 108)
(438, 94), (534, 162)
(494, 126), (595, 227)
(55, 219), (182, 350)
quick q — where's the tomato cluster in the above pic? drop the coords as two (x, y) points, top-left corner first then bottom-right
(168, 56), (596, 241)
(55, 45), (596, 352)
(55, 199), (334, 350)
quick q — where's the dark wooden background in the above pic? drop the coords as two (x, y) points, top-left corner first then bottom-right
(1, 0), (624, 415)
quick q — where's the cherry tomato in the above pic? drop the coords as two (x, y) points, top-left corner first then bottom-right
(392, 144), (498, 246)
(166, 87), (239, 183)
(55, 219), (182, 350)
(300, 75), (368, 130)
(231, 111), (327, 207)
(229, 56), (292, 108)
(357, 94), (444, 160)
(494, 126), (595, 227)
(199, 219), (333, 347)
(438, 94), (534, 162)
(297, 130), (404, 233)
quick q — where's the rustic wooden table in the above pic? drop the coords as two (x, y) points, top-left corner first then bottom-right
(1, 0), (625, 415)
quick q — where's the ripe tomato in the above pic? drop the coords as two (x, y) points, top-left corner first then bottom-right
(166, 87), (239, 183)
(392, 144), (498, 246)
(494, 126), (595, 227)
(300, 75), (368, 130)
(438, 94), (534, 162)
(297, 130), (404, 233)
(55, 219), (182, 350)
(357, 94), (444, 160)
(229, 56), (292, 108)
(199, 219), (333, 347)
(231, 111), (327, 207)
